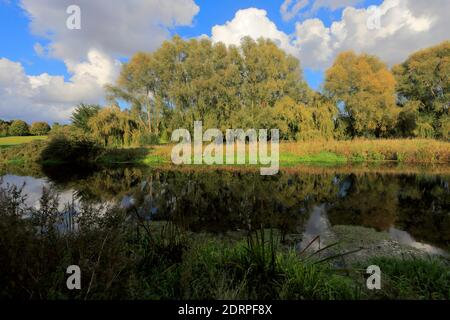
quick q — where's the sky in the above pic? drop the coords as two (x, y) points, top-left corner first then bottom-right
(0, 0), (448, 123)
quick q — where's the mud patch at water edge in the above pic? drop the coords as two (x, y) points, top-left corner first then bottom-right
(328, 225), (448, 265)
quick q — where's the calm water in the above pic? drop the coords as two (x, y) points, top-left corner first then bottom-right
(1, 165), (449, 254)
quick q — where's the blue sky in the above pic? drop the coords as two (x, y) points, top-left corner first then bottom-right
(1, 0), (382, 89)
(0, 0), (446, 122)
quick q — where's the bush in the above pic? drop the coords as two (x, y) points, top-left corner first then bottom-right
(30, 122), (51, 136)
(40, 135), (102, 164)
(8, 120), (29, 136)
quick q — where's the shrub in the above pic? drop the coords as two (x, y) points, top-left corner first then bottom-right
(40, 135), (102, 164)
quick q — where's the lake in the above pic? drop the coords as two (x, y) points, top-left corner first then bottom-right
(1, 163), (449, 258)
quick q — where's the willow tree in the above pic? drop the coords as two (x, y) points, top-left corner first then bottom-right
(88, 106), (138, 147)
(71, 103), (101, 132)
(106, 53), (159, 134)
(273, 95), (336, 141)
(393, 41), (449, 139)
(239, 37), (311, 122)
(107, 36), (311, 138)
(324, 51), (398, 138)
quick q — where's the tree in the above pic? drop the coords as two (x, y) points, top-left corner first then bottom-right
(30, 122), (51, 136)
(273, 95), (337, 141)
(8, 120), (29, 136)
(71, 104), (101, 132)
(107, 36), (311, 138)
(393, 41), (449, 138)
(324, 51), (398, 137)
(88, 106), (138, 146)
(0, 120), (10, 137)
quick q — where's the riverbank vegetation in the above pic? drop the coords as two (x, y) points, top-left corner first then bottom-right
(1, 137), (449, 166)
(0, 180), (448, 300)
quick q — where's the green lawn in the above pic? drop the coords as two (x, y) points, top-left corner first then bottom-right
(0, 136), (47, 149)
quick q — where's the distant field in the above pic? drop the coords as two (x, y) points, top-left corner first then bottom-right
(0, 136), (47, 149)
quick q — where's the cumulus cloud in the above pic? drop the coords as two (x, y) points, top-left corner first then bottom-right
(0, 51), (121, 123)
(20, 0), (200, 61)
(0, 0), (200, 122)
(294, 0), (449, 69)
(211, 8), (296, 56)
(212, 1), (449, 70)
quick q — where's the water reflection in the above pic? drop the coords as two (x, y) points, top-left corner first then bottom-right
(1, 166), (449, 254)
(299, 205), (334, 251)
(389, 227), (449, 257)
(1, 174), (76, 210)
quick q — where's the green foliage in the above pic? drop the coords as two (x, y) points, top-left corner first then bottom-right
(393, 41), (449, 140)
(30, 121), (51, 136)
(324, 51), (398, 138)
(70, 103), (101, 132)
(40, 134), (102, 164)
(273, 95), (337, 141)
(108, 36), (311, 138)
(8, 120), (29, 136)
(88, 106), (138, 147)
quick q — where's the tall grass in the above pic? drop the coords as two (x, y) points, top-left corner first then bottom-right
(144, 138), (450, 165)
(282, 138), (450, 163)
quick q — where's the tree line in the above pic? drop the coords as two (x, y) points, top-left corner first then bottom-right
(0, 120), (51, 137)
(102, 36), (448, 145)
(8, 37), (447, 146)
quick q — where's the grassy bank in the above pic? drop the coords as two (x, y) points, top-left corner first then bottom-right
(141, 138), (450, 166)
(0, 138), (449, 167)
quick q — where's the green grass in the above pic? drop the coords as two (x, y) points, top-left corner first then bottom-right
(363, 256), (450, 299)
(281, 151), (347, 164)
(139, 146), (349, 167)
(0, 136), (47, 149)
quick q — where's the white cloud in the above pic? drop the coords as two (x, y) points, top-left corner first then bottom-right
(20, 0), (200, 61)
(211, 8), (296, 56)
(212, 1), (449, 70)
(293, 0), (449, 69)
(0, 51), (121, 123)
(0, 0), (200, 122)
